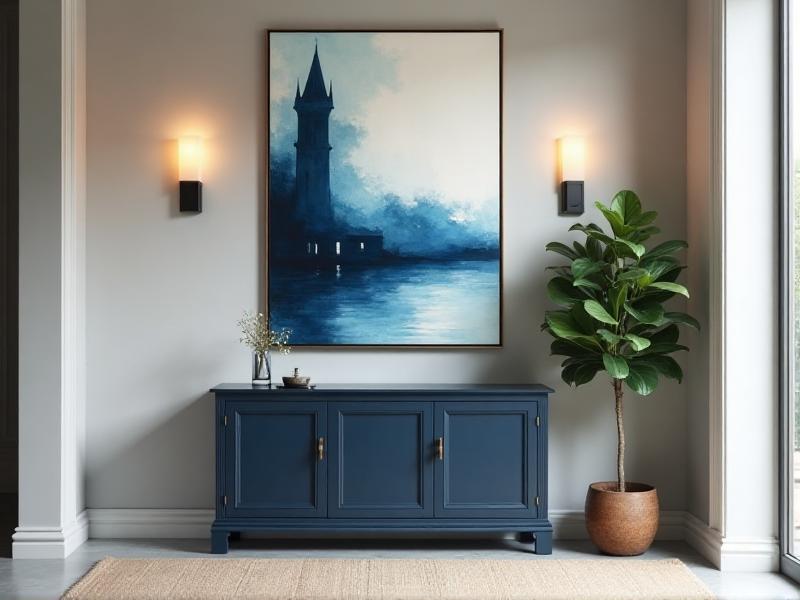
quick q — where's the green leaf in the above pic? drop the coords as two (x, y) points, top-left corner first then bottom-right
(574, 241), (590, 257)
(597, 329), (622, 345)
(584, 300), (618, 325)
(648, 281), (690, 298)
(645, 260), (679, 281)
(609, 283), (629, 319)
(629, 210), (658, 227)
(569, 222), (603, 234)
(624, 333), (651, 351)
(571, 257), (604, 280)
(650, 324), (680, 345)
(551, 338), (598, 358)
(624, 302), (665, 325)
(617, 268), (650, 282)
(603, 353), (629, 379)
(596, 202), (628, 237)
(573, 278), (602, 291)
(629, 226), (661, 243)
(562, 361), (602, 387)
(664, 312), (701, 330)
(643, 240), (688, 260)
(586, 237), (603, 261)
(625, 363), (659, 395)
(638, 342), (688, 356)
(586, 229), (617, 247)
(545, 311), (583, 339)
(547, 277), (583, 306)
(616, 238), (646, 258)
(570, 303), (597, 334)
(545, 242), (578, 260)
(610, 190), (642, 222)
(574, 362), (602, 385)
(640, 355), (683, 382)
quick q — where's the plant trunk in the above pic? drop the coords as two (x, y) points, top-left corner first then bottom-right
(614, 379), (626, 492)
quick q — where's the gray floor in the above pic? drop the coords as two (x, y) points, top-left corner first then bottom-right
(0, 538), (797, 600)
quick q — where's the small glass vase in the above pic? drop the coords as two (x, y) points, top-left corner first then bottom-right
(252, 350), (272, 386)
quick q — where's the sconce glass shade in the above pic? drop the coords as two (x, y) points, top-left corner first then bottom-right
(558, 136), (585, 182)
(178, 136), (203, 181)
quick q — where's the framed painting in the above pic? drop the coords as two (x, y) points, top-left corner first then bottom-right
(267, 30), (502, 346)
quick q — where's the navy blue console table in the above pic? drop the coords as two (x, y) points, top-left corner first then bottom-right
(210, 384), (553, 554)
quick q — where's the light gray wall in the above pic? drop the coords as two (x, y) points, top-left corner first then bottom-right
(85, 0), (688, 511)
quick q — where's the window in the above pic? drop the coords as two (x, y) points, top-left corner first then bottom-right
(336, 241), (341, 255)
(360, 242), (365, 252)
(314, 243), (318, 255)
(307, 242), (311, 254)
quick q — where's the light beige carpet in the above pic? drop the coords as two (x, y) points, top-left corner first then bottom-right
(62, 557), (714, 600)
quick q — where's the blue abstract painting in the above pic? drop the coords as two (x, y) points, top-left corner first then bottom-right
(267, 31), (501, 346)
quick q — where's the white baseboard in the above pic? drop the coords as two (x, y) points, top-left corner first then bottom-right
(684, 512), (722, 567)
(718, 537), (781, 572)
(683, 512), (780, 572)
(549, 509), (685, 541)
(12, 510), (89, 559)
(84, 508), (779, 572)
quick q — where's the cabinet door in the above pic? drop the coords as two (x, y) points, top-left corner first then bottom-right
(328, 401), (433, 517)
(435, 401), (539, 518)
(224, 401), (326, 518)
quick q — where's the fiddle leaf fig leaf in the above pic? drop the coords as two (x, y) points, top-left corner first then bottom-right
(544, 311), (582, 339)
(648, 281), (690, 298)
(625, 363), (659, 395)
(616, 238), (646, 259)
(584, 300), (618, 325)
(623, 333), (651, 352)
(597, 329), (622, 345)
(609, 283), (629, 319)
(623, 302), (665, 325)
(664, 312), (701, 330)
(603, 353), (629, 379)
(546, 242), (578, 260)
(596, 202), (629, 237)
(629, 210), (658, 227)
(642, 355), (683, 383)
(571, 258), (604, 280)
(643, 240), (688, 260)
(617, 268), (649, 282)
(547, 277), (582, 306)
(610, 190), (642, 222)
(573, 278), (603, 291)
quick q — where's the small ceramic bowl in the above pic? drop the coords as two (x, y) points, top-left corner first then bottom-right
(282, 369), (311, 388)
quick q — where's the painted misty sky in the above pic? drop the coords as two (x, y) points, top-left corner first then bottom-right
(269, 32), (500, 254)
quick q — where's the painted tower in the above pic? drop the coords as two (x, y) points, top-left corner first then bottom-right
(294, 44), (334, 230)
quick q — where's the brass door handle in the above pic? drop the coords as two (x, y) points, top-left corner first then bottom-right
(436, 437), (444, 461)
(317, 437), (325, 461)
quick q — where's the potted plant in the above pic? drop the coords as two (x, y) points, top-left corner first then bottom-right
(238, 311), (291, 386)
(542, 190), (698, 556)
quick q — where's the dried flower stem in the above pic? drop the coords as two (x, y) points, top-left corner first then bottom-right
(237, 311), (291, 355)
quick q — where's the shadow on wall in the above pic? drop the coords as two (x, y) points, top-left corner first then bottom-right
(87, 392), (216, 509)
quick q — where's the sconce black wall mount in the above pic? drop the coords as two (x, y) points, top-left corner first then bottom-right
(560, 181), (584, 215)
(180, 181), (202, 213)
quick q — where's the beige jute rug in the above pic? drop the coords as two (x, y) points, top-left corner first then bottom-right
(62, 557), (714, 600)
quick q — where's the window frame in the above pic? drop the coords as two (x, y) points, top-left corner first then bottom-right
(779, 0), (800, 581)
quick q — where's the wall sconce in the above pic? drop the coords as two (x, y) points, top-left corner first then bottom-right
(179, 136), (203, 213)
(558, 136), (585, 215)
